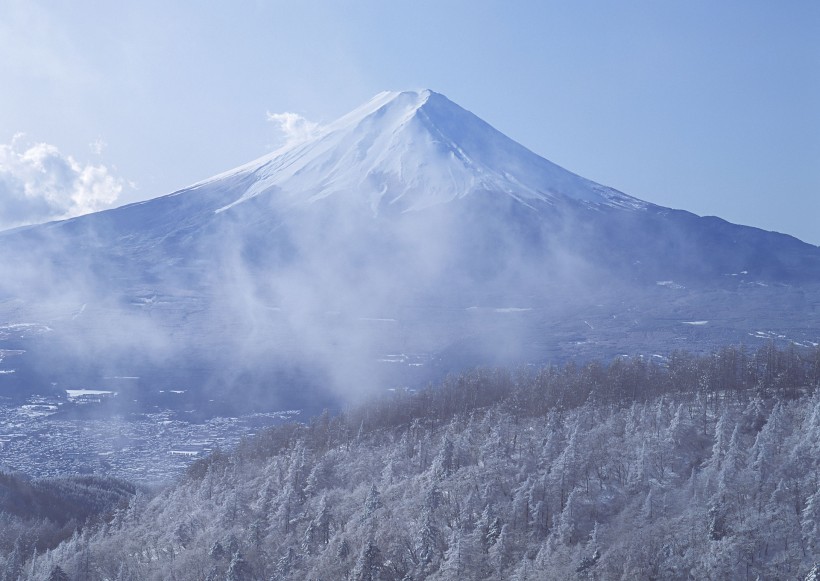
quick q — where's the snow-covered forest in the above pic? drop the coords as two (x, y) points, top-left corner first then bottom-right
(4, 344), (820, 580)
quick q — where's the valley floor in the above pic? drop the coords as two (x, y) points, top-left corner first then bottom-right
(0, 396), (297, 483)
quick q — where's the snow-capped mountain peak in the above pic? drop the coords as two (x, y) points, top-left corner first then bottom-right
(211, 89), (646, 215)
(2, 88), (820, 421)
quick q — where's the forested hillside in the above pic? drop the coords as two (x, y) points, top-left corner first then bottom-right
(0, 473), (134, 580)
(5, 344), (820, 580)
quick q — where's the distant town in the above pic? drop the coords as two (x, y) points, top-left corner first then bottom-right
(0, 392), (299, 483)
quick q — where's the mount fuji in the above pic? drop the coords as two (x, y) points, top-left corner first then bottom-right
(1, 90), (819, 412)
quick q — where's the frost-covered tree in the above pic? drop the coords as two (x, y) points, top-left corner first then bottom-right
(352, 540), (383, 581)
(363, 484), (382, 520)
(46, 566), (70, 581)
(226, 551), (252, 581)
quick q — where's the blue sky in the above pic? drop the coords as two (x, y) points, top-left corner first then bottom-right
(1, 0), (818, 243)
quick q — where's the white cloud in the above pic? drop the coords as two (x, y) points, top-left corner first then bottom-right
(0, 134), (123, 231)
(266, 111), (320, 147)
(89, 137), (107, 155)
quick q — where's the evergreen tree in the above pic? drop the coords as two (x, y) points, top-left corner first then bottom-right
(438, 529), (467, 579)
(575, 522), (601, 576)
(47, 565), (71, 581)
(414, 507), (444, 573)
(208, 541), (226, 561)
(1, 540), (22, 581)
(802, 487), (820, 558)
(271, 547), (299, 581)
(488, 523), (513, 579)
(226, 551), (252, 581)
(363, 484), (382, 520)
(352, 540), (383, 581)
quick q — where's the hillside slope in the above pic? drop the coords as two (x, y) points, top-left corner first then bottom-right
(13, 345), (820, 580)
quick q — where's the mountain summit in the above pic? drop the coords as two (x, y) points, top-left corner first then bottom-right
(207, 89), (645, 216)
(0, 90), (819, 412)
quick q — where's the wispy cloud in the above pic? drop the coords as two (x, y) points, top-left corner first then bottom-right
(266, 111), (320, 147)
(89, 137), (107, 156)
(0, 134), (123, 230)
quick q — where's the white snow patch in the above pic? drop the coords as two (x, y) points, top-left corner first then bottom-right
(0, 323), (52, 333)
(168, 450), (200, 457)
(72, 303), (87, 320)
(0, 349), (25, 358)
(66, 389), (115, 399)
(749, 330), (787, 340)
(656, 280), (684, 289)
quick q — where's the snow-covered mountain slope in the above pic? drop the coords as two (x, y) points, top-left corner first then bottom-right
(204, 89), (647, 216)
(0, 90), (818, 412)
